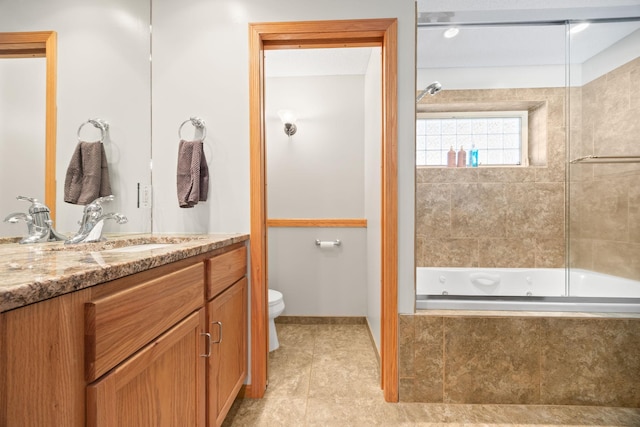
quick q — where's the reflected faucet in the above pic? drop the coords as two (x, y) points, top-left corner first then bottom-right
(3, 196), (67, 244)
(65, 195), (128, 244)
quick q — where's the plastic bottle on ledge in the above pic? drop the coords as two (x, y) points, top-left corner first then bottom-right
(457, 146), (466, 168)
(470, 144), (478, 167)
(447, 146), (456, 167)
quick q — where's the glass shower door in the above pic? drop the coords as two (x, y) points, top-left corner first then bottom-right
(567, 18), (640, 305)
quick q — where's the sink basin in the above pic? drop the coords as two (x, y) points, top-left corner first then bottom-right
(38, 235), (205, 252)
(102, 243), (175, 253)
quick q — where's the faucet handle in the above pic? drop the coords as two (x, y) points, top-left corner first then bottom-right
(17, 195), (38, 204)
(90, 195), (114, 205)
(16, 196), (51, 215)
(85, 195), (115, 211)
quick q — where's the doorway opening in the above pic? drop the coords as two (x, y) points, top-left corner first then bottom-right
(248, 18), (398, 402)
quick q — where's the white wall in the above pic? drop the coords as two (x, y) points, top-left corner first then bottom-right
(151, 0), (417, 314)
(0, 0), (152, 236)
(266, 76), (365, 219)
(582, 27), (640, 84)
(268, 228), (368, 316)
(266, 74), (367, 316)
(364, 48), (383, 351)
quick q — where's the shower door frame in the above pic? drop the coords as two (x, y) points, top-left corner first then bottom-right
(248, 18), (399, 402)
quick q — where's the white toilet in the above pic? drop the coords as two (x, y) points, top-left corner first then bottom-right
(268, 289), (285, 351)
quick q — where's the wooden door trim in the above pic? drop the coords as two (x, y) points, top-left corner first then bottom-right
(266, 218), (367, 228)
(248, 18), (398, 402)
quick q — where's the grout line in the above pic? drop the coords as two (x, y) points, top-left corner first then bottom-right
(302, 324), (316, 426)
(442, 316), (446, 403)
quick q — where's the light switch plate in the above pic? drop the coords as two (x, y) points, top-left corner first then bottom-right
(139, 184), (152, 208)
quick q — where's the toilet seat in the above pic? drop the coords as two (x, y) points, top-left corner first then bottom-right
(268, 289), (283, 306)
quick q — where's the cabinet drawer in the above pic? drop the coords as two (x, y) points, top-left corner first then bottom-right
(208, 246), (246, 299)
(85, 263), (204, 381)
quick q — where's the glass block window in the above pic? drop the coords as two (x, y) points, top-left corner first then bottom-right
(416, 111), (529, 167)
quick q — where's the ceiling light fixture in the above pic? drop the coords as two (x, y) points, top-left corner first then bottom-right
(570, 22), (590, 34)
(443, 27), (459, 39)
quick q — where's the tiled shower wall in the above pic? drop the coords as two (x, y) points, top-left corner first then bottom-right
(399, 313), (640, 407)
(570, 57), (640, 281)
(408, 63), (640, 408)
(416, 88), (566, 269)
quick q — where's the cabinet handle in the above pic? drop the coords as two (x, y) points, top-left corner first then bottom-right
(200, 332), (212, 357)
(212, 321), (223, 344)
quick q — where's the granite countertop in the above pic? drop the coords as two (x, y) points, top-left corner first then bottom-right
(0, 233), (249, 313)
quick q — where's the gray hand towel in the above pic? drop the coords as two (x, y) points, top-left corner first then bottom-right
(64, 141), (113, 205)
(177, 139), (209, 208)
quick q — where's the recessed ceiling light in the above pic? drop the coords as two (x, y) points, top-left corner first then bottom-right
(570, 22), (590, 34)
(443, 27), (459, 39)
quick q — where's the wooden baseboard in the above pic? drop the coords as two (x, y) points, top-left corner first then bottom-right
(365, 318), (381, 368)
(236, 385), (247, 399)
(275, 315), (366, 325)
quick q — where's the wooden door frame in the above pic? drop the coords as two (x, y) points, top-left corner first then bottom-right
(248, 18), (398, 402)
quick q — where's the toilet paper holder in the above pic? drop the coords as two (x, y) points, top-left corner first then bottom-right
(315, 239), (341, 248)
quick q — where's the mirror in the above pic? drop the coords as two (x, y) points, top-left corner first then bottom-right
(0, 31), (57, 234)
(0, 0), (152, 237)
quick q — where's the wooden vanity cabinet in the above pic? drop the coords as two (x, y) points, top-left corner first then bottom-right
(0, 241), (248, 427)
(206, 246), (247, 427)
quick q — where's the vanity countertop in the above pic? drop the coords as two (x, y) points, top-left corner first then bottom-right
(0, 233), (249, 313)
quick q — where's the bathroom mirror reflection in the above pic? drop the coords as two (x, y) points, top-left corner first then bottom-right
(416, 18), (640, 311)
(0, 31), (56, 237)
(0, 0), (152, 238)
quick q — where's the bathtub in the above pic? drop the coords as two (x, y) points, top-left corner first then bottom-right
(416, 267), (640, 313)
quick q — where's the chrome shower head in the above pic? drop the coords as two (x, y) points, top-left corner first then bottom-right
(416, 81), (442, 102)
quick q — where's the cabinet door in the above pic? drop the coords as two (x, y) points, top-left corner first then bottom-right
(87, 309), (206, 427)
(207, 278), (247, 427)
(0, 289), (89, 427)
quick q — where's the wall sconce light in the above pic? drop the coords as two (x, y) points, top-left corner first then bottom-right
(277, 109), (297, 136)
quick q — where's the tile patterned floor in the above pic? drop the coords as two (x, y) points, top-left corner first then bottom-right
(222, 323), (640, 426)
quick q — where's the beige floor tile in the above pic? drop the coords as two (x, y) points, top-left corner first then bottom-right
(221, 397), (307, 427)
(275, 324), (318, 351)
(307, 360), (382, 399)
(224, 323), (640, 427)
(265, 324), (315, 398)
(313, 324), (374, 351)
(306, 397), (406, 427)
(265, 349), (312, 398)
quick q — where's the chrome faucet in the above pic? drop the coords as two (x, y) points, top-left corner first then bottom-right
(65, 195), (128, 244)
(3, 196), (67, 244)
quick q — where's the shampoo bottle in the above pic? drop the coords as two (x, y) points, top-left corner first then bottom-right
(470, 144), (478, 167)
(457, 146), (466, 168)
(447, 146), (456, 167)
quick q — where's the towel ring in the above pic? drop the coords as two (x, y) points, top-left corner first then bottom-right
(178, 117), (207, 141)
(77, 118), (109, 143)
